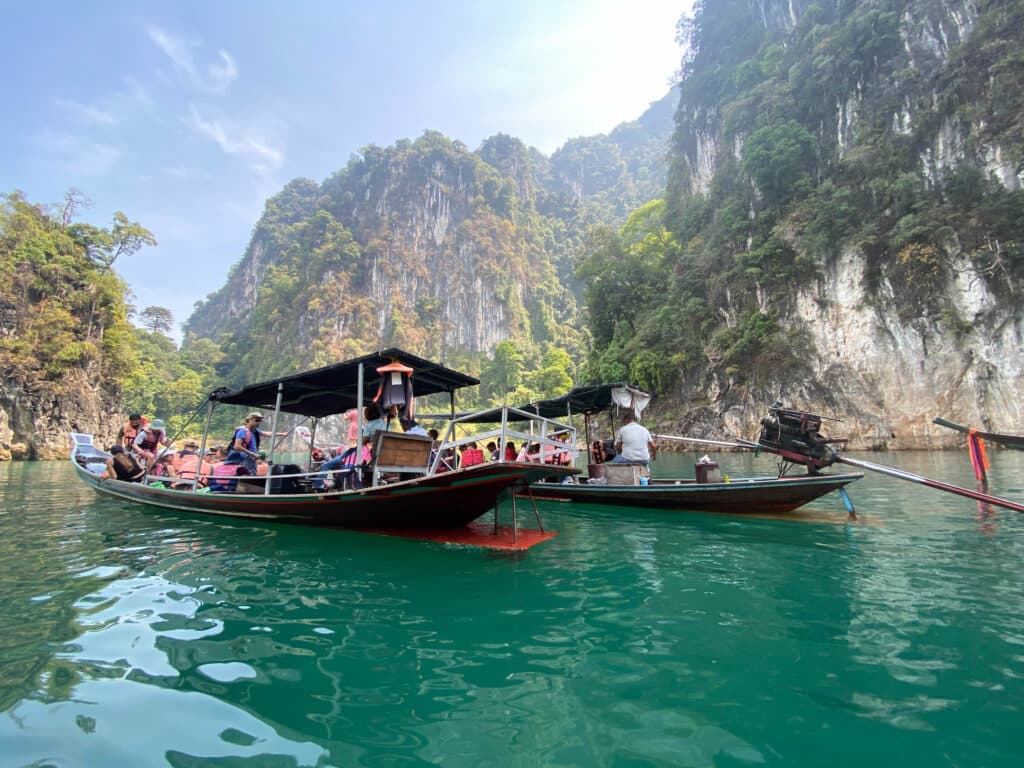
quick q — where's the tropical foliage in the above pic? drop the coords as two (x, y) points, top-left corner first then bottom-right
(0, 192), (148, 387)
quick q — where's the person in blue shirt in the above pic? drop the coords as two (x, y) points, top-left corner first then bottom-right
(361, 403), (388, 439)
(231, 411), (286, 473)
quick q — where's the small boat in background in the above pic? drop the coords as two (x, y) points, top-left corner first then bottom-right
(933, 417), (1024, 451)
(505, 386), (863, 516)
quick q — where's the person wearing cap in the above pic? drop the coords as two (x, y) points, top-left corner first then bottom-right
(100, 445), (146, 483)
(231, 411), (287, 473)
(132, 417), (172, 467)
(116, 413), (149, 450)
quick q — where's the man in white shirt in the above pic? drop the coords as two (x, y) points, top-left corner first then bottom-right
(613, 413), (657, 467)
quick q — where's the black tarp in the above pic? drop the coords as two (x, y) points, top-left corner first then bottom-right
(450, 383), (647, 423)
(208, 348), (479, 418)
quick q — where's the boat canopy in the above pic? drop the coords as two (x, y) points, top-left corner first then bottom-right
(208, 348), (480, 418)
(451, 383), (650, 423)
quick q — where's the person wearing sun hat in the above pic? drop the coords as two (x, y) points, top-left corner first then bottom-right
(230, 411), (288, 473)
(132, 417), (172, 468)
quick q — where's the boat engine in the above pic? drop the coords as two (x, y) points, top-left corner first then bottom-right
(758, 402), (844, 469)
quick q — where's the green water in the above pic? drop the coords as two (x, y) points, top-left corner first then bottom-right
(2, 452), (1023, 767)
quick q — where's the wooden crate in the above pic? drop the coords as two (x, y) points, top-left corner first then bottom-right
(373, 431), (434, 472)
(604, 463), (643, 486)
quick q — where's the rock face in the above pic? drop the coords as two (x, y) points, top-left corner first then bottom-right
(655, 0), (1024, 449)
(183, 110), (677, 383)
(0, 370), (119, 460)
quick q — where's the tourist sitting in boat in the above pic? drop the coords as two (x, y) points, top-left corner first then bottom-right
(149, 454), (179, 487)
(209, 451), (252, 493)
(460, 442), (485, 467)
(612, 413), (656, 468)
(255, 451), (269, 476)
(361, 403), (388, 438)
(100, 445), (146, 483)
(313, 438), (372, 490)
(486, 442), (498, 461)
(116, 413), (149, 450)
(399, 417), (429, 436)
(590, 438), (617, 464)
(504, 442), (517, 461)
(132, 418), (172, 467)
(171, 440), (210, 489)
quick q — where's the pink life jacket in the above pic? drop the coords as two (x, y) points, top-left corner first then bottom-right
(209, 462), (246, 492)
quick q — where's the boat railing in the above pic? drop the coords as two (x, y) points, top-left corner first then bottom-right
(432, 406), (578, 473)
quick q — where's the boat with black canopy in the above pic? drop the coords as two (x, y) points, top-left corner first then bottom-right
(70, 348), (576, 532)
(487, 385), (864, 515)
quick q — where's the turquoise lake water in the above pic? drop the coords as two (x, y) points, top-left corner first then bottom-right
(2, 451), (1023, 767)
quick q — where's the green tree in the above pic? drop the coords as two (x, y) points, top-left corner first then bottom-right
(140, 306), (174, 335)
(70, 211), (156, 270)
(481, 340), (524, 401)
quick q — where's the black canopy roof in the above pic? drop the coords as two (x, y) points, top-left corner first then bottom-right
(451, 383), (648, 423)
(209, 348), (479, 418)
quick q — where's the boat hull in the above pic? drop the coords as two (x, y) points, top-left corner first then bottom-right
(73, 459), (573, 529)
(530, 473), (863, 514)
(932, 418), (1024, 450)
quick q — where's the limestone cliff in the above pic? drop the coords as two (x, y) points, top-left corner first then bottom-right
(653, 0), (1024, 449)
(183, 106), (675, 385)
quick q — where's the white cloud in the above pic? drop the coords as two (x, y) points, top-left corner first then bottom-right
(184, 105), (284, 174)
(53, 98), (118, 126)
(147, 25), (238, 94)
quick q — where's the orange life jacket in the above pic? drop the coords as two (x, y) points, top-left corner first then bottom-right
(121, 417), (149, 448)
(175, 453), (209, 485)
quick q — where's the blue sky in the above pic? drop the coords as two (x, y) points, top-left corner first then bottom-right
(2, 0), (689, 339)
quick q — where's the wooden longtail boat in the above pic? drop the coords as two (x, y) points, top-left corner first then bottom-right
(932, 418), (1024, 451)
(477, 385), (864, 515)
(71, 348), (576, 531)
(529, 473), (863, 514)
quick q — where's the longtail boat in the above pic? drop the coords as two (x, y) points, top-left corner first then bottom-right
(460, 386), (863, 516)
(932, 417), (1024, 451)
(71, 348), (576, 533)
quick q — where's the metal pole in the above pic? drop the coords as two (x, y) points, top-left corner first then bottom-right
(193, 400), (216, 491)
(308, 417), (318, 472)
(356, 363), (364, 438)
(264, 382), (284, 496)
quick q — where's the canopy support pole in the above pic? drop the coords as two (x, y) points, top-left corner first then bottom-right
(193, 400), (216, 492)
(264, 382), (284, 496)
(308, 417), (318, 472)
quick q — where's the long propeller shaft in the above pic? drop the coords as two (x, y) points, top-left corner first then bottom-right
(834, 455), (1024, 513)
